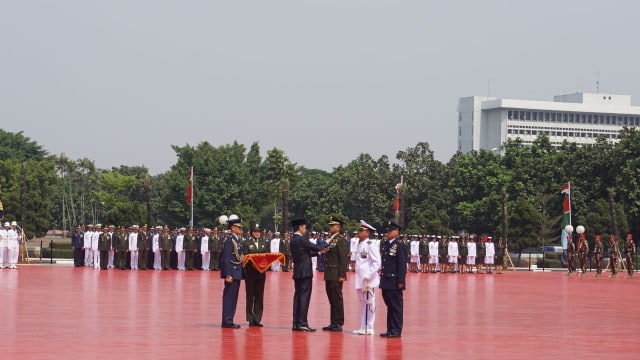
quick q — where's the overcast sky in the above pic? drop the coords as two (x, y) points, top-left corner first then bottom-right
(2, 1), (639, 175)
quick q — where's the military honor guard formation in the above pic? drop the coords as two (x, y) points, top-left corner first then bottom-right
(48, 212), (640, 340)
(566, 232), (636, 278)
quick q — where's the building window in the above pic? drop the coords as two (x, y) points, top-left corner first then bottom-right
(508, 110), (513, 120)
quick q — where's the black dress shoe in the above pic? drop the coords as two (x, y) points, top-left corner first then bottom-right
(386, 333), (401, 338)
(221, 323), (241, 329)
(380, 332), (390, 337)
(324, 325), (342, 332)
(251, 322), (263, 327)
(293, 326), (316, 332)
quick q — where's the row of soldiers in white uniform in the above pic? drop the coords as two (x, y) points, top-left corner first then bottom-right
(0, 221), (22, 269)
(384, 234), (507, 274)
(72, 224), (296, 271)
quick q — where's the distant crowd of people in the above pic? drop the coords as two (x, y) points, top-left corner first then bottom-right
(0, 221), (22, 269)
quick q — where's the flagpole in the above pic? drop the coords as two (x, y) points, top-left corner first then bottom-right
(568, 181), (571, 226)
(190, 166), (194, 227)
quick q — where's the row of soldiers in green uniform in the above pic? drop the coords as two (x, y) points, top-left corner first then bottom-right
(566, 233), (636, 278)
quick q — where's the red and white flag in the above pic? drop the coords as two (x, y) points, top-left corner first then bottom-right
(392, 176), (403, 212)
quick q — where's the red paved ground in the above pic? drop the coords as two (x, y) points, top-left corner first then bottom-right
(2, 266), (639, 359)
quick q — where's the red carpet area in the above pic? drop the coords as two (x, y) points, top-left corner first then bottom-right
(2, 266), (639, 359)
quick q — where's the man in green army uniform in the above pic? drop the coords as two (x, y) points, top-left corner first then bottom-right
(243, 224), (269, 326)
(98, 226), (111, 270)
(322, 215), (349, 332)
(137, 225), (148, 270)
(114, 226), (128, 270)
(210, 227), (222, 270)
(281, 232), (292, 272)
(184, 227), (196, 270)
(624, 233), (635, 279)
(160, 226), (172, 270)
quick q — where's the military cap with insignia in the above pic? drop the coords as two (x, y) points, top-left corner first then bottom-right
(328, 215), (344, 226)
(359, 219), (376, 232)
(250, 223), (261, 232)
(385, 220), (403, 232)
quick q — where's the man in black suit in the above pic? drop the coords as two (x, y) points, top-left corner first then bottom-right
(379, 220), (407, 338)
(290, 218), (332, 332)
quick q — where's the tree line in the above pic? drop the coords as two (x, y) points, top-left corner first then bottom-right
(1, 127), (639, 251)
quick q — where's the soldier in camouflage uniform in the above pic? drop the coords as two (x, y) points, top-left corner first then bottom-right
(577, 233), (589, 277)
(608, 235), (620, 278)
(593, 235), (604, 277)
(566, 235), (576, 276)
(624, 233), (636, 279)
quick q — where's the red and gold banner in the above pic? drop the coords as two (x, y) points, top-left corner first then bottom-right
(242, 252), (285, 273)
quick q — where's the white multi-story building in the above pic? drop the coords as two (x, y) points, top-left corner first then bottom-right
(457, 92), (640, 153)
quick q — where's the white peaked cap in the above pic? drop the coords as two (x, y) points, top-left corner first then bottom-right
(359, 220), (376, 232)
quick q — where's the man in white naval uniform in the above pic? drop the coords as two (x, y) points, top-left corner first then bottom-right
(349, 233), (359, 272)
(152, 226), (162, 270)
(91, 224), (101, 269)
(200, 228), (211, 271)
(352, 220), (381, 335)
(128, 225), (140, 270)
(0, 222), (9, 268)
(175, 228), (185, 270)
(428, 236), (438, 273)
(484, 237), (495, 274)
(270, 232), (281, 271)
(448, 237), (459, 273)
(7, 221), (22, 268)
(467, 237), (477, 272)
(83, 224), (94, 266)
